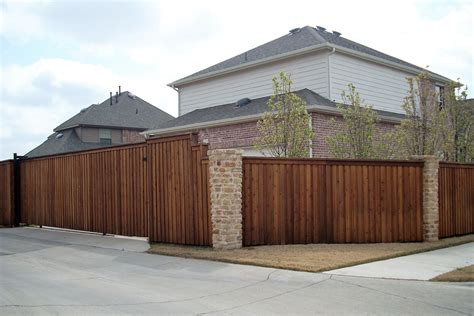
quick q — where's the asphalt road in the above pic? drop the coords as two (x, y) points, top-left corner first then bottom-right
(0, 227), (472, 315)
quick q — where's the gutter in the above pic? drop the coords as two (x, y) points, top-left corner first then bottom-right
(169, 43), (452, 88)
(142, 104), (403, 138)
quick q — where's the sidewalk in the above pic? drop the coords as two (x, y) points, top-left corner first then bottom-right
(325, 242), (474, 280)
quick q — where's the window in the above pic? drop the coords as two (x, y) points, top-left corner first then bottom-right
(436, 85), (445, 109)
(99, 128), (112, 145)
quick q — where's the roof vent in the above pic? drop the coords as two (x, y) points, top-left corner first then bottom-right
(128, 92), (136, 100)
(289, 27), (301, 34)
(236, 98), (251, 107)
(316, 26), (326, 32)
(55, 133), (63, 140)
(333, 31), (342, 37)
(80, 108), (87, 113)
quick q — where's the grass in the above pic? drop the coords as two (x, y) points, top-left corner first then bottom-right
(148, 234), (474, 273)
(431, 265), (474, 282)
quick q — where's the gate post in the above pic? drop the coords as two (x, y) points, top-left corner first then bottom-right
(208, 149), (243, 250)
(411, 155), (439, 241)
(12, 153), (25, 227)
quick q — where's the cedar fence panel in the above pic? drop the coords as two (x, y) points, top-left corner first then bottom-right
(147, 135), (211, 245)
(16, 135), (210, 244)
(20, 143), (149, 236)
(439, 162), (474, 238)
(0, 160), (14, 226)
(242, 158), (424, 246)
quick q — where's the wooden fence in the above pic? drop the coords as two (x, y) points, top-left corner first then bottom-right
(242, 158), (424, 246)
(17, 134), (211, 245)
(0, 160), (14, 226)
(3, 139), (473, 246)
(148, 137), (211, 246)
(438, 162), (474, 238)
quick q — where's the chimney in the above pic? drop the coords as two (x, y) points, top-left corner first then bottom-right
(119, 85), (121, 95)
(115, 91), (118, 104)
(110, 92), (112, 105)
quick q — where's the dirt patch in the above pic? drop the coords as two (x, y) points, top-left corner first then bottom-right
(431, 265), (474, 282)
(149, 235), (474, 273)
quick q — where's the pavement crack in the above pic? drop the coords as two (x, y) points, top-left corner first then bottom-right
(0, 269), (281, 310)
(331, 278), (470, 315)
(197, 276), (332, 315)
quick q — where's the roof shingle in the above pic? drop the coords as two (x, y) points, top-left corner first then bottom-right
(152, 89), (404, 131)
(54, 91), (174, 131)
(175, 26), (446, 83)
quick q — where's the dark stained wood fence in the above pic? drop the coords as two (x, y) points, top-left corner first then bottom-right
(242, 158), (424, 246)
(148, 135), (211, 246)
(438, 162), (474, 238)
(0, 160), (14, 226)
(18, 134), (211, 245)
(20, 143), (149, 236)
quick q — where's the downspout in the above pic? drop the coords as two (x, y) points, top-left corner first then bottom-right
(328, 47), (336, 101)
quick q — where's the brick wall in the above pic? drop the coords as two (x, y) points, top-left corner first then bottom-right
(198, 122), (259, 149)
(123, 129), (145, 143)
(198, 112), (397, 157)
(311, 113), (396, 158)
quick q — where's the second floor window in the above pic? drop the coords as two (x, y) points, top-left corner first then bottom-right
(99, 128), (112, 145)
(436, 85), (445, 109)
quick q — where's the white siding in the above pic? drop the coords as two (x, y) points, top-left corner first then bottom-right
(330, 52), (411, 114)
(179, 51), (329, 115)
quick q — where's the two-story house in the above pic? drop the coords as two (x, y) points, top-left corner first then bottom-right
(26, 89), (173, 158)
(144, 25), (451, 157)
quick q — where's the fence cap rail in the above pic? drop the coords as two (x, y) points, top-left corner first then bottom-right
(439, 161), (474, 168)
(21, 142), (148, 161)
(242, 156), (425, 166)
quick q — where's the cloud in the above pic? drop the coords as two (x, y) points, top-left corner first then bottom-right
(0, 58), (176, 158)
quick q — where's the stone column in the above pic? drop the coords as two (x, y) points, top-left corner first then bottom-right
(411, 155), (439, 241)
(208, 149), (243, 250)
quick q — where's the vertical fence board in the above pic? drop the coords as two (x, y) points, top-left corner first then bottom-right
(439, 163), (474, 238)
(0, 161), (14, 226)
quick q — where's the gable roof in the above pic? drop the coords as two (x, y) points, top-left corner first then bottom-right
(145, 89), (404, 137)
(171, 26), (450, 86)
(26, 129), (110, 158)
(54, 91), (174, 132)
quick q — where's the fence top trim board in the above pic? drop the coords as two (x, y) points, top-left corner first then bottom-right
(440, 162), (474, 168)
(14, 142), (147, 162)
(10, 133), (201, 162)
(243, 157), (424, 166)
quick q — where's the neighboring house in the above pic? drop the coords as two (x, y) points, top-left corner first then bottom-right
(145, 25), (451, 157)
(26, 90), (174, 158)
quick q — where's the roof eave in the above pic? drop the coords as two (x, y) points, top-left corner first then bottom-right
(142, 104), (403, 138)
(56, 124), (149, 132)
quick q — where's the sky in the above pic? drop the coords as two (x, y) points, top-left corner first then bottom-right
(0, 0), (472, 160)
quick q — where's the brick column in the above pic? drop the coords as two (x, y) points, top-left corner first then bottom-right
(411, 155), (439, 241)
(208, 149), (243, 250)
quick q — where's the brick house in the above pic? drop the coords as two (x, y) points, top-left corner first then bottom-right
(144, 26), (451, 157)
(26, 89), (173, 158)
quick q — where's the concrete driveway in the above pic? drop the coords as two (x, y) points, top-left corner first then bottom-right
(0, 228), (472, 315)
